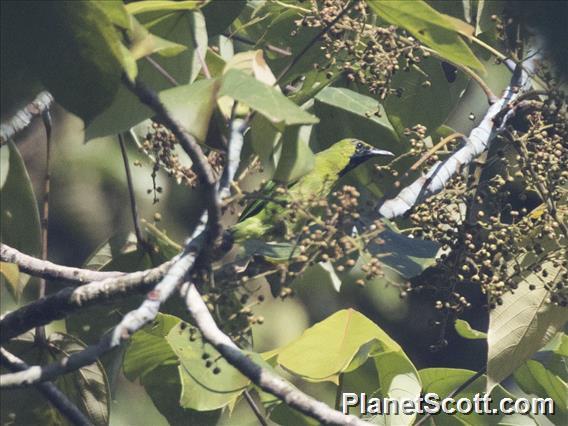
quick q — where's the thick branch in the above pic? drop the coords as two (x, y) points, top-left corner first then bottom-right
(0, 245), (197, 388)
(377, 57), (538, 219)
(0, 347), (92, 425)
(122, 77), (223, 249)
(1, 244), (124, 283)
(183, 284), (370, 426)
(0, 256), (172, 343)
(0, 92), (54, 145)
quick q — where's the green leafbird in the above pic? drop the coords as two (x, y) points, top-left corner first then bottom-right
(230, 138), (394, 243)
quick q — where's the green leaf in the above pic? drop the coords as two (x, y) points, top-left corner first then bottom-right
(125, 314), (250, 411)
(159, 78), (221, 143)
(85, 10), (208, 141)
(129, 16), (188, 60)
(219, 69), (319, 130)
(0, 142), (41, 299)
(367, 0), (485, 75)
(384, 56), (468, 138)
(5, 1), (128, 123)
(126, 0), (208, 15)
(0, 262), (20, 302)
(273, 124), (316, 183)
(419, 368), (537, 426)
(67, 245), (152, 345)
(374, 351), (421, 426)
(455, 319), (487, 340)
(123, 313), (180, 380)
(202, 0), (246, 36)
(277, 309), (402, 383)
(314, 87), (399, 153)
(487, 261), (568, 393)
(141, 365), (222, 425)
(94, 0), (131, 30)
(48, 333), (111, 426)
(514, 360), (568, 416)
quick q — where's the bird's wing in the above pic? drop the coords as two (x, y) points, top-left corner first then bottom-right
(237, 180), (279, 222)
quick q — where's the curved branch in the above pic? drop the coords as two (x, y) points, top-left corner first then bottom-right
(122, 77), (223, 250)
(0, 347), (92, 425)
(0, 92), (54, 145)
(183, 283), (371, 426)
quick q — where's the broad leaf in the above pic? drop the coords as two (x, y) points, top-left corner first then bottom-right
(487, 262), (568, 393)
(0, 142), (41, 299)
(219, 69), (319, 130)
(124, 314), (250, 411)
(1, 332), (110, 426)
(420, 368), (537, 425)
(314, 87), (399, 152)
(374, 351), (421, 426)
(367, 0), (485, 75)
(384, 57), (468, 138)
(85, 10), (208, 140)
(202, 0), (246, 36)
(514, 360), (568, 416)
(277, 309), (403, 383)
(4, 1), (129, 123)
(125, 0), (207, 15)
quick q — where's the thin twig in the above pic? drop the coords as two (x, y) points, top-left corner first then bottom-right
(35, 108), (53, 344)
(144, 56), (180, 86)
(0, 347), (92, 425)
(118, 133), (146, 249)
(223, 33), (292, 57)
(409, 132), (466, 172)
(0, 92), (54, 145)
(243, 389), (268, 426)
(275, 1), (354, 84)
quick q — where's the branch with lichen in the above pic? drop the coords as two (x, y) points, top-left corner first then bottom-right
(377, 56), (539, 219)
(0, 347), (91, 425)
(0, 91), (54, 145)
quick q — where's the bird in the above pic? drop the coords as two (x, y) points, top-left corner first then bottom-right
(229, 138), (394, 243)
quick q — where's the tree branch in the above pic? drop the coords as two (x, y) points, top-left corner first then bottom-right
(1, 244), (124, 283)
(377, 56), (538, 219)
(0, 347), (92, 425)
(181, 283), (370, 426)
(0, 91), (54, 145)
(123, 77), (222, 245)
(0, 254), (173, 344)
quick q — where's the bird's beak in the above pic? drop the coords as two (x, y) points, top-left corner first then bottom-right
(368, 148), (395, 157)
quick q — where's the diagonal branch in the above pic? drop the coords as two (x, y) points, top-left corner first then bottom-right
(0, 347), (92, 425)
(377, 56), (538, 219)
(122, 76), (223, 251)
(182, 283), (371, 426)
(0, 92), (54, 145)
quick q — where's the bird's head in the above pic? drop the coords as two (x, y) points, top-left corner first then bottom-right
(330, 138), (394, 176)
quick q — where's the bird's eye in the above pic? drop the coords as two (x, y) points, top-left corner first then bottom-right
(356, 142), (363, 150)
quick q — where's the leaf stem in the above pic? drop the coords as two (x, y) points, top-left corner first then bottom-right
(243, 389), (268, 426)
(118, 133), (146, 249)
